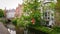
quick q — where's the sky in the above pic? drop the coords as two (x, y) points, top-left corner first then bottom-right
(0, 0), (23, 9)
(0, 0), (57, 10)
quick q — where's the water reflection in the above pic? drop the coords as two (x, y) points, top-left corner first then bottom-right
(8, 28), (16, 34)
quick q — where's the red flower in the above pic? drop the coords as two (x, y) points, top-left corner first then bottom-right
(31, 18), (35, 24)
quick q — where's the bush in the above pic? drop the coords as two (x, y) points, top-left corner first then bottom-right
(0, 9), (4, 18)
(11, 18), (17, 26)
(53, 26), (60, 32)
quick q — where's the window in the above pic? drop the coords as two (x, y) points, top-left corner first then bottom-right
(44, 12), (47, 16)
(46, 21), (49, 25)
(48, 17), (50, 19)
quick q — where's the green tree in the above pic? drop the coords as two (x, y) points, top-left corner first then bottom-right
(12, 0), (41, 34)
(0, 9), (5, 23)
(23, 0), (41, 27)
(12, 0), (57, 34)
(0, 9), (4, 18)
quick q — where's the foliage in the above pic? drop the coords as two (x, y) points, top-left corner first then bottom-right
(55, 0), (60, 12)
(12, 18), (17, 26)
(29, 26), (60, 34)
(53, 26), (60, 32)
(0, 18), (7, 24)
(12, 0), (41, 28)
(23, 0), (41, 27)
(44, 3), (55, 10)
(0, 9), (5, 24)
(11, 0), (60, 34)
(0, 9), (4, 17)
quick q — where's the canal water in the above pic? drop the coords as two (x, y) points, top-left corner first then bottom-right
(8, 28), (28, 34)
(8, 28), (16, 34)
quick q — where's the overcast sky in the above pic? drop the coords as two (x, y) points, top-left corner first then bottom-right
(0, 0), (57, 10)
(0, 0), (23, 9)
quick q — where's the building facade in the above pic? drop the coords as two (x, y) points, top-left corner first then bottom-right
(15, 4), (23, 18)
(40, 0), (57, 26)
(55, 0), (60, 26)
(4, 9), (15, 19)
(4, 4), (23, 19)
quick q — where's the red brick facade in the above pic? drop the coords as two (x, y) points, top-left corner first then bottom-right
(15, 4), (23, 18)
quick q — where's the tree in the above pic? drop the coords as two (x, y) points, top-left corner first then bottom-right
(0, 9), (5, 24)
(23, 0), (41, 27)
(12, 0), (41, 34)
(12, 0), (57, 34)
(0, 9), (4, 18)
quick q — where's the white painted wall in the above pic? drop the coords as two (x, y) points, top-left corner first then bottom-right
(6, 9), (15, 19)
(6, 12), (15, 18)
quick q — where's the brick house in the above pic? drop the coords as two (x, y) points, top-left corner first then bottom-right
(4, 4), (23, 19)
(15, 4), (23, 18)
